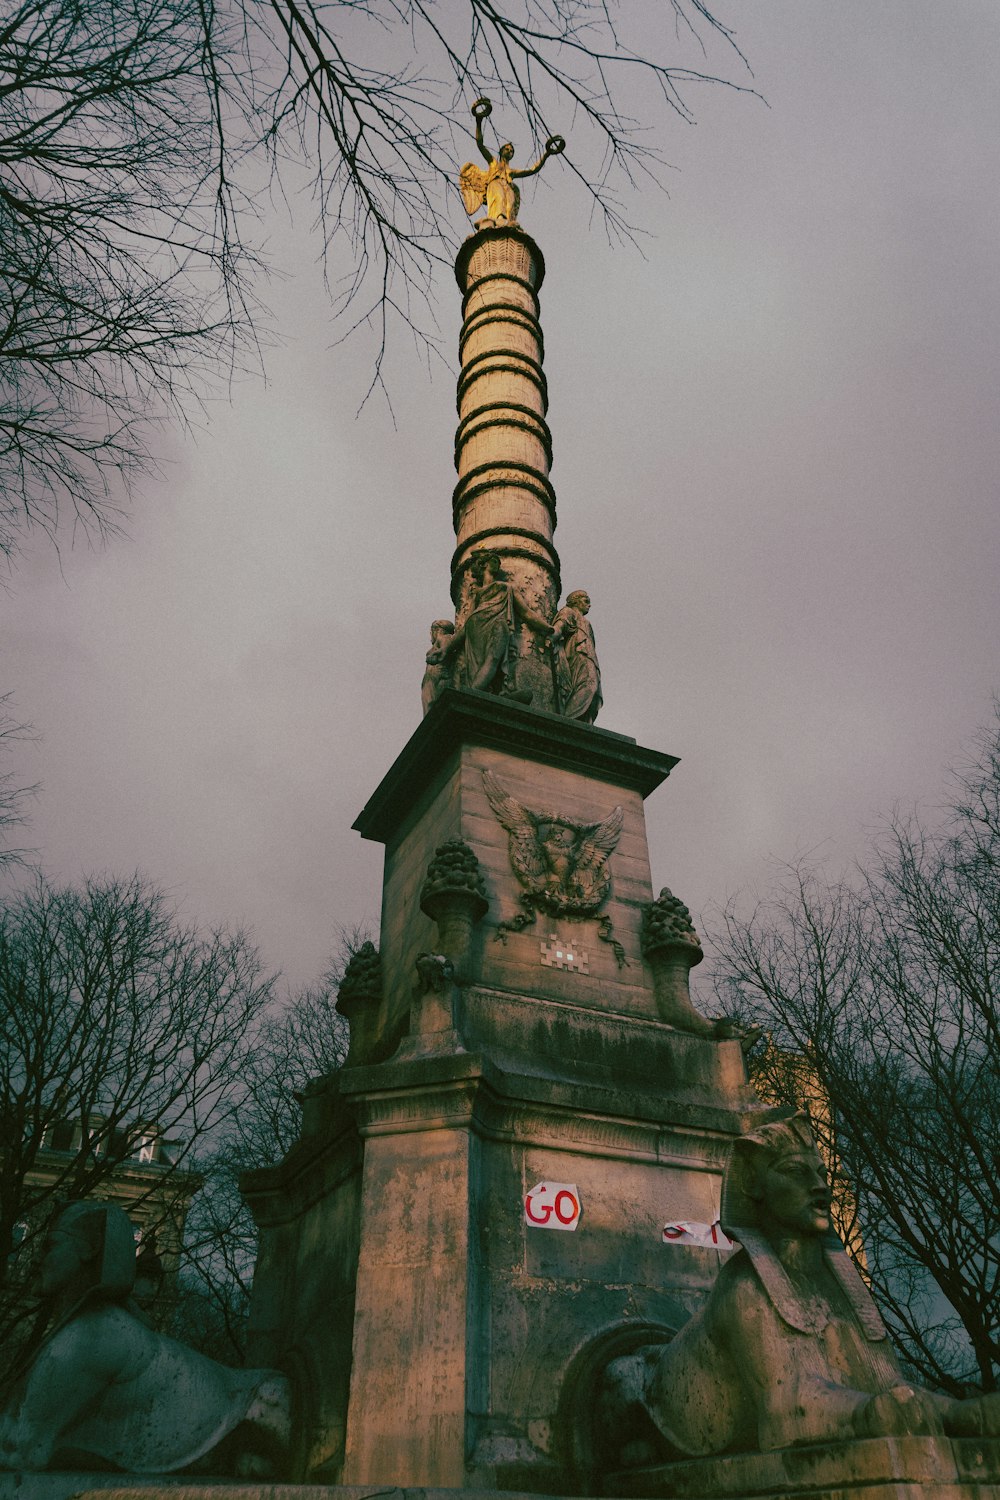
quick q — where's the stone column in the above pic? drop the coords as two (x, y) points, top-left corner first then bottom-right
(452, 227), (561, 709)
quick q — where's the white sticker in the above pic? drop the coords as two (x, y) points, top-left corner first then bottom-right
(525, 1181), (581, 1231)
(662, 1220), (736, 1249)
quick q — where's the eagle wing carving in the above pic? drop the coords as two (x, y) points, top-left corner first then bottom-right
(582, 805), (624, 857)
(459, 161), (488, 216)
(482, 770), (546, 888)
(484, 771), (623, 915)
(570, 805), (624, 907)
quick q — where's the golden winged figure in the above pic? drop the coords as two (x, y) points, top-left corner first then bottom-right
(460, 97), (565, 225)
(482, 769), (623, 915)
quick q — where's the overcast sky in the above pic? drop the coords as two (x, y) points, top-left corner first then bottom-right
(5, 0), (999, 999)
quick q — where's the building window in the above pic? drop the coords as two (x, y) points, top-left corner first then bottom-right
(133, 1132), (158, 1164)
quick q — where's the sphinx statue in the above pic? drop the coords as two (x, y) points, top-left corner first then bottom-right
(0, 1201), (290, 1475)
(602, 1112), (1000, 1463)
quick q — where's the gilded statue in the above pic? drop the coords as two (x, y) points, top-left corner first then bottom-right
(551, 589), (602, 723)
(0, 1202), (290, 1476)
(459, 98), (565, 226)
(601, 1113), (1000, 1465)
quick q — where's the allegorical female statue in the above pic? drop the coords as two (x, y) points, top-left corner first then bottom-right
(0, 1202), (290, 1475)
(551, 589), (602, 722)
(446, 549), (552, 700)
(421, 617), (456, 715)
(459, 97), (564, 225)
(601, 1112), (1000, 1463)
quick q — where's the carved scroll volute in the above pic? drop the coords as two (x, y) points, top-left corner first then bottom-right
(419, 838), (489, 985)
(640, 889), (721, 1038)
(335, 941), (383, 1066)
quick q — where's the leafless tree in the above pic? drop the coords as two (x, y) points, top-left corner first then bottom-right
(1, 0), (749, 557)
(0, 696), (35, 870)
(0, 872), (275, 1365)
(713, 707), (1000, 1396)
(0, 0), (260, 559)
(179, 927), (360, 1360)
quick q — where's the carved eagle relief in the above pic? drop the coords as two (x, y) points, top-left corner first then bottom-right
(482, 769), (623, 916)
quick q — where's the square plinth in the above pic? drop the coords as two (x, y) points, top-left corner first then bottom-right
(353, 692), (680, 1048)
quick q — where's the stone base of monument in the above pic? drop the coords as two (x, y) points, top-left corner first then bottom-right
(4, 1487), (575, 1500)
(606, 1435), (1000, 1500)
(7, 1442), (1000, 1500)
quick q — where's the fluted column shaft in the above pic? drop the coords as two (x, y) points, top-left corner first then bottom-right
(452, 228), (560, 630)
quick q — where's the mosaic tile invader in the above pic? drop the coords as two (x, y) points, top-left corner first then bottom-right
(540, 932), (589, 973)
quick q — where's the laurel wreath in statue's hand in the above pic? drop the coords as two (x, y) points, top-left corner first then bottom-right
(545, 136), (566, 157)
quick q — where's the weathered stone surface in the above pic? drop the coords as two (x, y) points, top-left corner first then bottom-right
(289, 1040), (755, 1488)
(355, 692), (679, 1039)
(236, 689), (756, 1487)
(240, 1105), (363, 1481)
(341, 1127), (475, 1485)
(14, 1445), (1000, 1500)
(243, 1024), (756, 1484)
(356, 691), (676, 840)
(606, 1436), (1000, 1499)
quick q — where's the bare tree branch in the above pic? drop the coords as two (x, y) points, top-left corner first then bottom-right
(0, 695), (35, 870)
(0, 871), (275, 1367)
(178, 924), (362, 1360)
(1, 0), (751, 556)
(0, 0), (260, 560)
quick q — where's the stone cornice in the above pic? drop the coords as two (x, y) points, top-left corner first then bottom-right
(336, 1049), (756, 1168)
(353, 690), (678, 846)
(240, 1098), (362, 1226)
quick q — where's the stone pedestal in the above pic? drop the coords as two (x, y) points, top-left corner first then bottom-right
(242, 693), (757, 1487)
(606, 1435), (1000, 1500)
(15, 1438), (1000, 1500)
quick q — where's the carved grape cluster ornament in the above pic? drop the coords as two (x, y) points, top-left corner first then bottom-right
(335, 941), (382, 1013)
(335, 941), (384, 1065)
(640, 887), (704, 961)
(420, 837), (488, 919)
